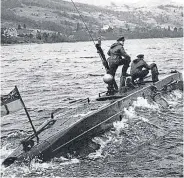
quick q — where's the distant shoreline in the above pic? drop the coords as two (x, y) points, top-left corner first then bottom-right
(1, 36), (183, 46)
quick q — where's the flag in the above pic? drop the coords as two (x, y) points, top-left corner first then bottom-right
(1, 86), (39, 142)
(1, 87), (23, 117)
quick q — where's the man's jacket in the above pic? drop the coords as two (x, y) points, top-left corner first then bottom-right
(107, 42), (128, 57)
(107, 42), (129, 66)
(130, 58), (150, 75)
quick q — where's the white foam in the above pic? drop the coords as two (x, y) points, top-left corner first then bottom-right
(133, 97), (159, 109)
(88, 96), (164, 160)
(0, 144), (15, 177)
(113, 118), (128, 136)
(0, 144), (15, 164)
(172, 90), (183, 99)
(139, 116), (149, 123)
(88, 135), (113, 159)
(1, 163), (31, 178)
(59, 158), (80, 165)
(88, 108), (135, 160)
(162, 90), (183, 107)
(124, 106), (137, 119)
(88, 150), (103, 159)
(53, 156), (68, 162)
(30, 159), (54, 170)
(87, 94), (173, 160)
(7, 130), (28, 139)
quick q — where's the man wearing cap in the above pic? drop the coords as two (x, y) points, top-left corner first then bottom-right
(130, 54), (159, 84)
(107, 36), (131, 93)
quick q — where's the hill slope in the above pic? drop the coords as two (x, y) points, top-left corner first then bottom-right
(1, 0), (183, 42)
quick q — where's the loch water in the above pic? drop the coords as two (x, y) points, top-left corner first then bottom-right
(1, 38), (183, 177)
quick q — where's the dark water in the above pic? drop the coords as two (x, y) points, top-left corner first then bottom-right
(1, 38), (183, 177)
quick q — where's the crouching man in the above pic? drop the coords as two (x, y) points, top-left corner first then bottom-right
(130, 54), (159, 85)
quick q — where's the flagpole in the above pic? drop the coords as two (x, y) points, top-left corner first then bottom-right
(15, 86), (39, 143)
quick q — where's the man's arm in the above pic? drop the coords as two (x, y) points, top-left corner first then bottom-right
(107, 49), (111, 56)
(143, 60), (151, 70)
(119, 46), (130, 59)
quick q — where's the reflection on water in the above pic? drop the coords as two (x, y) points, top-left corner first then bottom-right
(1, 38), (183, 177)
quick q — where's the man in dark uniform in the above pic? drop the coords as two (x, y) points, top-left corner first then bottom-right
(107, 36), (131, 93)
(130, 54), (159, 84)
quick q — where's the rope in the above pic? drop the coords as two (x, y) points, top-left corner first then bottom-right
(51, 97), (90, 119)
(71, 0), (96, 46)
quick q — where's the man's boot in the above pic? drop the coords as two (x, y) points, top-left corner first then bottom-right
(119, 76), (126, 94)
(150, 63), (159, 82)
(112, 79), (118, 91)
(107, 84), (116, 95)
(126, 77), (136, 89)
(152, 74), (159, 83)
(152, 71), (159, 82)
(138, 78), (145, 85)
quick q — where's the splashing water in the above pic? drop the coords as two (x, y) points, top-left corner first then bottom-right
(1, 90), (183, 177)
(0, 144), (15, 165)
(85, 91), (183, 176)
(88, 133), (113, 159)
(113, 118), (129, 136)
(1, 38), (183, 177)
(133, 97), (159, 109)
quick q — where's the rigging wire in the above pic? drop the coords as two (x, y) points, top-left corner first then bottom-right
(71, 0), (110, 72)
(71, 0), (96, 46)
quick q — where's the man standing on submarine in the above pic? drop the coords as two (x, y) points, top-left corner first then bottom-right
(107, 36), (131, 94)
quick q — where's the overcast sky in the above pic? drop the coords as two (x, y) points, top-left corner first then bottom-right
(69, 0), (183, 6)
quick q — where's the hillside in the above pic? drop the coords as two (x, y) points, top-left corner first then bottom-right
(106, 3), (183, 29)
(1, 0), (106, 32)
(1, 0), (183, 43)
